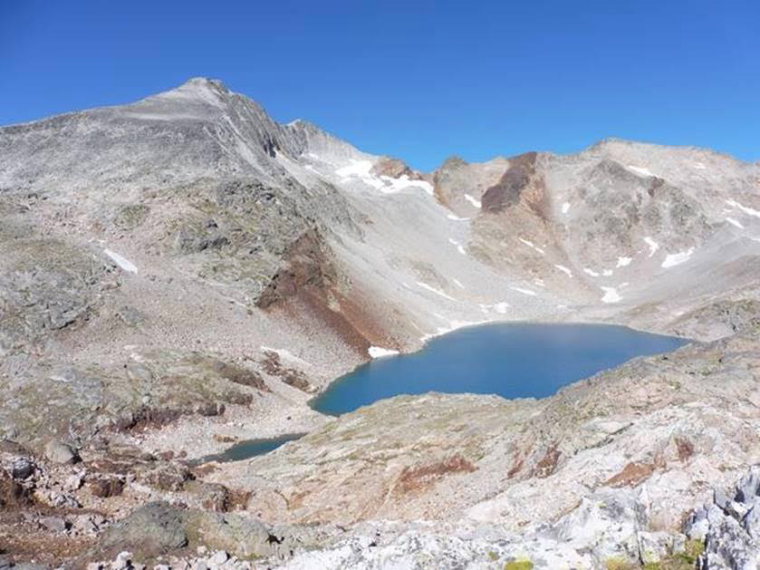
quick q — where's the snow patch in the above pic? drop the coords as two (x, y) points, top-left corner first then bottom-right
(561, 202), (571, 214)
(448, 238), (467, 255)
(452, 278), (465, 289)
(627, 165), (654, 177)
(661, 247), (695, 268)
(464, 194), (482, 209)
(583, 268), (600, 277)
(480, 302), (510, 315)
(726, 199), (760, 219)
(726, 217), (745, 229)
(519, 238), (545, 255)
(416, 282), (456, 301)
(644, 237), (660, 257)
(425, 321), (490, 342)
(554, 264), (573, 277)
(335, 159), (374, 178)
(602, 269), (613, 277)
(616, 256), (633, 268)
(104, 249), (137, 274)
(335, 159), (433, 195)
(510, 286), (537, 297)
(446, 213), (470, 222)
(601, 287), (622, 303)
(368, 346), (400, 359)
(380, 175), (434, 195)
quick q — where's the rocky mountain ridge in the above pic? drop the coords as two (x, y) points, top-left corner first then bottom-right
(1, 78), (759, 568)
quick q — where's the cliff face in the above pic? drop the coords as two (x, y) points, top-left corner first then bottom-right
(1, 78), (759, 568)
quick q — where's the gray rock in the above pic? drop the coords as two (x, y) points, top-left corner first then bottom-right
(736, 467), (760, 503)
(111, 551), (132, 570)
(207, 551), (228, 565)
(64, 471), (85, 491)
(687, 468), (760, 569)
(11, 456), (35, 479)
(44, 440), (78, 464)
(49, 491), (81, 508)
(744, 505), (760, 540)
(72, 513), (106, 536)
(117, 306), (145, 328)
(637, 531), (679, 564)
(92, 502), (188, 561)
(39, 515), (68, 533)
(687, 506), (710, 541)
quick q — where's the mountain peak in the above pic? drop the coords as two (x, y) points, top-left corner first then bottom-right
(144, 77), (234, 110)
(180, 76), (229, 93)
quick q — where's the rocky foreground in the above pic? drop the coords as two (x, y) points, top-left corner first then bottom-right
(1, 79), (760, 568)
(1, 323), (760, 569)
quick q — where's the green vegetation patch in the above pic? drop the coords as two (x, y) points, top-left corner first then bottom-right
(504, 560), (534, 570)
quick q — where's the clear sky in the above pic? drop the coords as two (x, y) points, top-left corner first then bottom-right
(2, 0), (758, 171)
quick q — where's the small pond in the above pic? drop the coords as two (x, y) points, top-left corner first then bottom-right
(192, 434), (305, 464)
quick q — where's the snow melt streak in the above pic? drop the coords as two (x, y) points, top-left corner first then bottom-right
(104, 249), (137, 273)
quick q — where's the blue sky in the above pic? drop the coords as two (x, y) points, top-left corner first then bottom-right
(1, 0), (758, 171)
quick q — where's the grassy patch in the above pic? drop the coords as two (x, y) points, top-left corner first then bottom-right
(605, 558), (638, 570)
(504, 560), (534, 570)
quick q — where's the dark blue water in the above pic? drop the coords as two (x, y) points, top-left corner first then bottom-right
(192, 434), (305, 464)
(201, 323), (687, 462)
(310, 323), (688, 416)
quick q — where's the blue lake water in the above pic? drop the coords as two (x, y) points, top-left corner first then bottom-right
(204, 323), (687, 462)
(310, 323), (688, 416)
(192, 434), (305, 464)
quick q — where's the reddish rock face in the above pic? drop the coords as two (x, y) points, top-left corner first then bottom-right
(397, 454), (477, 494)
(256, 228), (397, 359)
(370, 157), (423, 180)
(256, 230), (337, 310)
(532, 443), (561, 478)
(481, 152), (539, 214)
(89, 477), (125, 498)
(605, 462), (657, 488)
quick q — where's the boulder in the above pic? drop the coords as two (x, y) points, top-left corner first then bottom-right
(89, 476), (125, 498)
(44, 440), (79, 464)
(11, 457), (35, 480)
(207, 551), (228, 565)
(39, 515), (68, 533)
(110, 551), (132, 570)
(90, 502), (188, 561)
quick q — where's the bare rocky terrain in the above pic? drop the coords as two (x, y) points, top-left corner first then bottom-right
(1, 78), (759, 569)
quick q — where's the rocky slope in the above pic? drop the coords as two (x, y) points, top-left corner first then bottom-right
(0, 78), (759, 568)
(201, 327), (760, 567)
